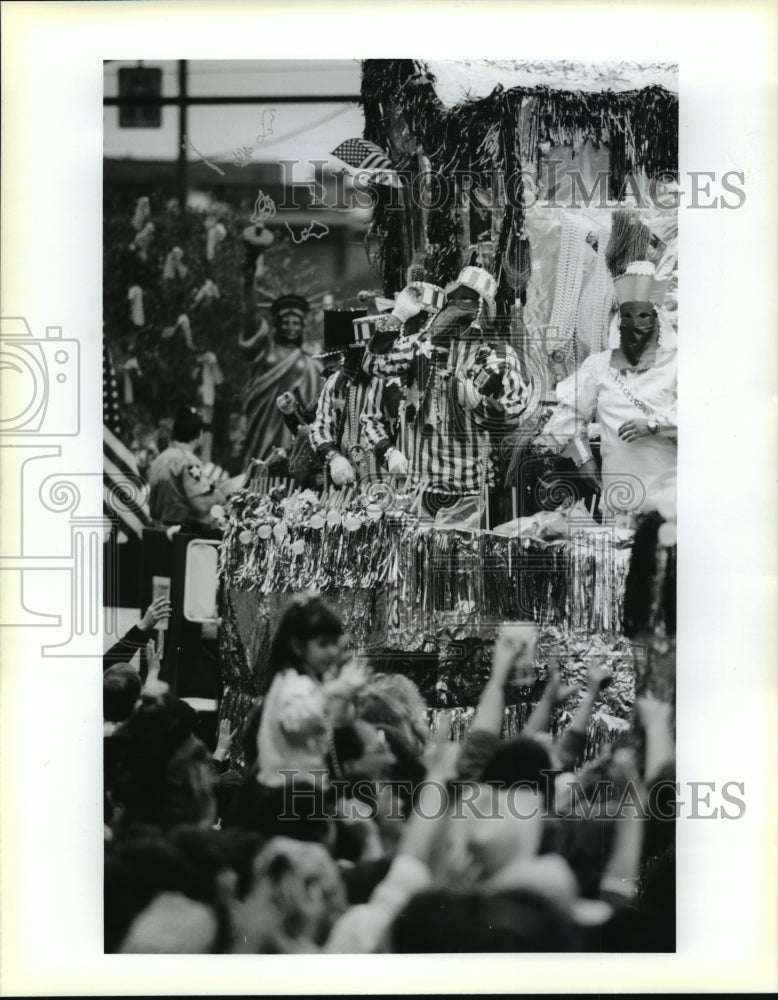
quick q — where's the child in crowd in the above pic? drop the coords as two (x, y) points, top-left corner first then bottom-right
(105, 599), (675, 955)
(256, 593), (363, 789)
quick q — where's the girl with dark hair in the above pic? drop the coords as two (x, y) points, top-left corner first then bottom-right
(256, 594), (360, 790)
(263, 594), (344, 690)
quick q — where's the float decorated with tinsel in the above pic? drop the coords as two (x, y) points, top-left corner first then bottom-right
(215, 58), (679, 760)
(216, 480), (636, 760)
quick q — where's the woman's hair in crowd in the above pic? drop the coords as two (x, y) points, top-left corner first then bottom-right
(103, 664), (142, 723)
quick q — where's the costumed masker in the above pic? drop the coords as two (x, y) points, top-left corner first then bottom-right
(362, 267), (529, 518)
(360, 279), (445, 477)
(535, 260), (677, 516)
(309, 308), (401, 487)
(240, 291), (321, 464)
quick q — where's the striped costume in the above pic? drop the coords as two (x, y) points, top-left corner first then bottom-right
(362, 330), (528, 495)
(309, 371), (394, 483)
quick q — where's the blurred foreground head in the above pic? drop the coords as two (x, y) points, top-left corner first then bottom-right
(106, 696), (216, 831)
(237, 837), (347, 952)
(392, 886), (580, 952)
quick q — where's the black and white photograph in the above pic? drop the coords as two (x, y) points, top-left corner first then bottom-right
(1, 2), (776, 994)
(101, 56), (681, 956)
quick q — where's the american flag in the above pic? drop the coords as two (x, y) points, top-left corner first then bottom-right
(332, 138), (394, 172)
(103, 424), (152, 542)
(103, 341), (124, 437)
(103, 342), (150, 541)
(331, 138), (401, 188)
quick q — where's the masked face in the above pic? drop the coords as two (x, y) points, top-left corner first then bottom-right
(276, 311), (304, 347)
(428, 295), (479, 343)
(341, 345), (366, 384)
(619, 301), (656, 363)
(447, 286), (479, 311)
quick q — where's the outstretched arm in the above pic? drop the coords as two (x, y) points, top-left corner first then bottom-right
(636, 692), (675, 785)
(324, 726), (459, 954)
(472, 624), (538, 735)
(103, 596), (171, 673)
(456, 626), (537, 782)
(600, 749), (647, 904)
(556, 657), (613, 771)
(523, 649), (579, 739)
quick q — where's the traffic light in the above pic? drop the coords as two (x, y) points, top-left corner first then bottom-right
(118, 66), (162, 128)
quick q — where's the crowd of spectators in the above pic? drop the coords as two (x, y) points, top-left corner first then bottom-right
(104, 595), (675, 954)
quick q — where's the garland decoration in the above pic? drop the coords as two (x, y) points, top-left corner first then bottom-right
(547, 211), (592, 369)
(360, 60), (678, 295)
(219, 484), (632, 636)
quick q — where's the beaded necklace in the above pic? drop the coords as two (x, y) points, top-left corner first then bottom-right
(412, 310), (446, 437)
(344, 381), (369, 473)
(421, 350), (444, 437)
(549, 212), (590, 344)
(608, 366), (656, 418)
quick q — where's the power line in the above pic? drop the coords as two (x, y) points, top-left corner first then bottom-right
(207, 104), (357, 158)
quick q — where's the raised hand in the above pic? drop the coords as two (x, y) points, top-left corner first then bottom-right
(139, 595), (172, 633)
(636, 691), (672, 730)
(426, 717), (459, 783)
(213, 718), (236, 763)
(142, 639), (169, 699)
(391, 284), (424, 323)
(492, 623), (537, 686)
(586, 655), (613, 693)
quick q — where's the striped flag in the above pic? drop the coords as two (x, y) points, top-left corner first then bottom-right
(331, 138), (400, 187)
(103, 423), (151, 543)
(103, 342), (124, 436)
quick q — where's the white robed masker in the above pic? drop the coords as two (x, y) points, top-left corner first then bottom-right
(537, 309), (677, 514)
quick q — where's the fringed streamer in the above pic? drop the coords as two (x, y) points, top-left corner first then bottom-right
(127, 285), (145, 327)
(131, 197), (151, 233)
(220, 487), (631, 636)
(130, 221), (155, 257)
(218, 569), (637, 759)
(162, 246), (188, 281)
(206, 222), (227, 261)
(193, 279), (220, 307)
(360, 59), (677, 297)
(120, 356), (140, 404)
(197, 351), (224, 407)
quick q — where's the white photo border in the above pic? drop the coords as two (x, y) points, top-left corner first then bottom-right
(1, 0), (776, 993)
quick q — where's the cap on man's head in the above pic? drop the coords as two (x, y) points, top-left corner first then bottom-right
(613, 260), (668, 307)
(444, 266), (497, 318)
(173, 406), (204, 444)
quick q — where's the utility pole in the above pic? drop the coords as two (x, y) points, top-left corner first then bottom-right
(177, 60), (188, 215)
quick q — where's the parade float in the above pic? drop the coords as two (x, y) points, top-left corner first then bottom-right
(216, 59), (679, 759)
